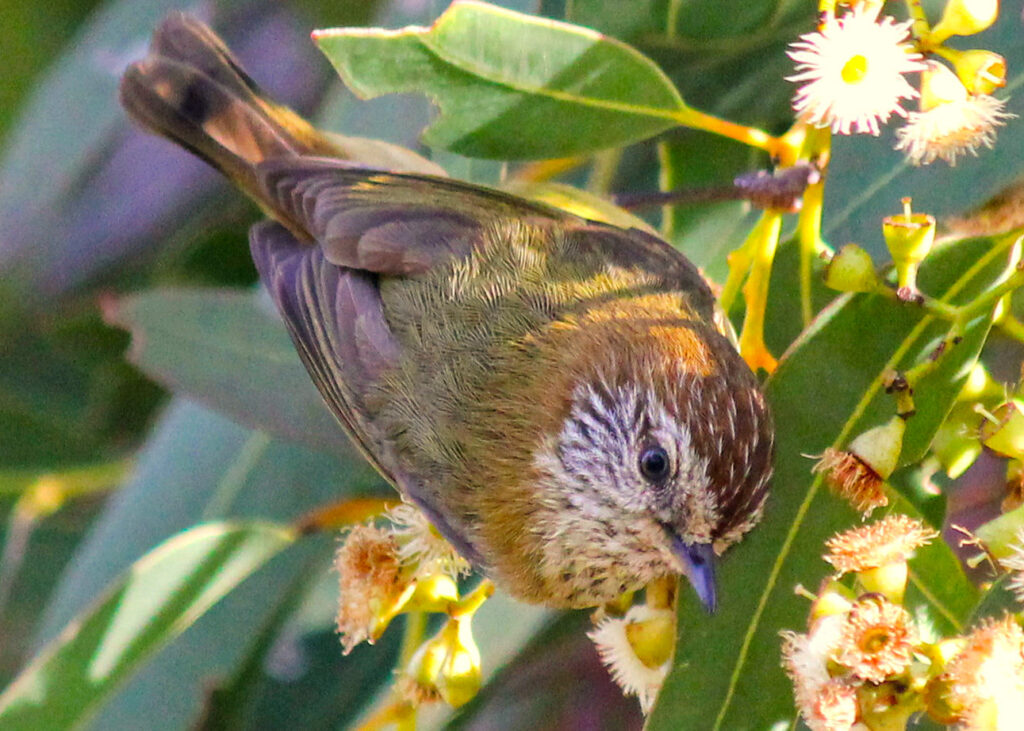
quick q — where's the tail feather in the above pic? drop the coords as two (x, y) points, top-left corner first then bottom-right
(118, 12), (338, 230)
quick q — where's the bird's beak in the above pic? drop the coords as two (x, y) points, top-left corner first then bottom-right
(670, 535), (717, 613)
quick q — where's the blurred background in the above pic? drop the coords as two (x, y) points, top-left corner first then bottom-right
(1, 0), (1020, 728)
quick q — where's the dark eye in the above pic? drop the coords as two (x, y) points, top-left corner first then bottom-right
(639, 445), (671, 482)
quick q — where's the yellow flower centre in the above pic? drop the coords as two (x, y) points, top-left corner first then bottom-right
(861, 626), (893, 654)
(842, 54), (869, 84)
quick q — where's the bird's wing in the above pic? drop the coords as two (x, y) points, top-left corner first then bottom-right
(255, 157), (716, 312)
(249, 220), (486, 564)
(253, 157), (575, 273)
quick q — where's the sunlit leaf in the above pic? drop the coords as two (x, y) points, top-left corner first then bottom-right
(107, 288), (352, 455)
(648, 231), (1018, 729)
(315, 1), (689, 159)
(0, 522), (294, 730)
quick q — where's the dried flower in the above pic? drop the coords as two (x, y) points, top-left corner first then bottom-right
(782, 615), (847, 730)
(895, 61), (1014, 166)
(997, 529), (1024, 604)
(833, 596), (917, 683)
(825, 515), (937, 575)
(787, 6), (924, 135)
(334, 523), (411, 653)
(941, 615), (1024, 730)
(589, 605), (674, 714)
(387, 502), (470, 579)
(814, 418), (905, 513)
(813, 679), (860, 731)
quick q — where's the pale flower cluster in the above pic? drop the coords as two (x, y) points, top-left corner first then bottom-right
(787, 3), (1012, 165)
(783, 515), (1024, 730)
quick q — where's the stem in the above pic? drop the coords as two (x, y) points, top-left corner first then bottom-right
(400, 611), (428, 667)
(797, 177), (825, 327)
(957, 267), (1024, 322)
(998, 314), (1024, 344)
(586, 148), (622, 196)
(451, 579), (494, 618)
(293, 497), (399, 534)
(903, 0), (932, 43)
(720, 216), (765, 314)
(355, 701), (417, 731)
(673, 107), (785, 158)
(738, 210), (784, 373)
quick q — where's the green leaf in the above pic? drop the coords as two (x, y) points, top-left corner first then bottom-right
(31, 398), (384, 729)
(968, 575), (1020, 625)
(315, 1), (688, 159)
(0, 521), (294, 731)
(107, 288), (352, 456)
(648, 231), (1019, 729)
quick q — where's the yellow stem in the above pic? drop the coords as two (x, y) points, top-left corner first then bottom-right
(738, 211), (784, 373)
(719, 219), (763, 315)
(354, 701), (417, 731)
(400, 611), (428, 667)
(794, 125), (830, 327)
(586, 148), (622, 196)
(797, 178), (825, 327)
(294, 497), (399, 534)
(673, 107), (784, 158)
(998, 314), (1024, 344)
(903, 0), (933, 45)
(451, 579), (494, 618)
(645, 576), (677, 611)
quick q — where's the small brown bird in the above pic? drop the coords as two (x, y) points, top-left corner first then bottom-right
(120, 13), (773, 611)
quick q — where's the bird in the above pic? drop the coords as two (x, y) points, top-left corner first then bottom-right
(119, 12), (774, 611)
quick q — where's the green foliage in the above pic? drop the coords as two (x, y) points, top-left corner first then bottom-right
(316, 1), (688, 158)
(1, 0), (1023, 729)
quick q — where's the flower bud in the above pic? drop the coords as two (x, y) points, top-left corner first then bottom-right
(824, 244), (880, 293)
(859, 561), (910, 604)
(848, 416), (906, 482)
(979, 398), (1024, 460)
(809, 580), (855, 622)
(932, 403), (982, 478)
(624, 607), (676, 669)
(402, 617), (483, 709)
(813, 417), (907, 514)
(401, 628), (448, 704)
(883, 198), (936, 300)
(930, 0), (999, 44)
(404, 572), (460, 614)
(919, 61), (969, 111)
(949, 49), (1007, 95)
(435, 618), (483, 708)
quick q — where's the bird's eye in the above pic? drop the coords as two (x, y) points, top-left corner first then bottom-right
(639, 444), (671, 482)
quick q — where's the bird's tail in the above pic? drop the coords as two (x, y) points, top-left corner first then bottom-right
(118, 12), (338, 219)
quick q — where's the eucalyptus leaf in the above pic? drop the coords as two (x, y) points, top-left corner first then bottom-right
(648, 231), (1018, 729)
(315, 1), (689, 159)
(107, 288), (352, 456)
(0, 522), (294, 731)
(31, 398), (385, 730)
(967, 575), (1021, 625)
(0, 0), (327, 302)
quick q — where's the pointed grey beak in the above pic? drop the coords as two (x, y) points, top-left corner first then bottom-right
(670, 535), (717, 613)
